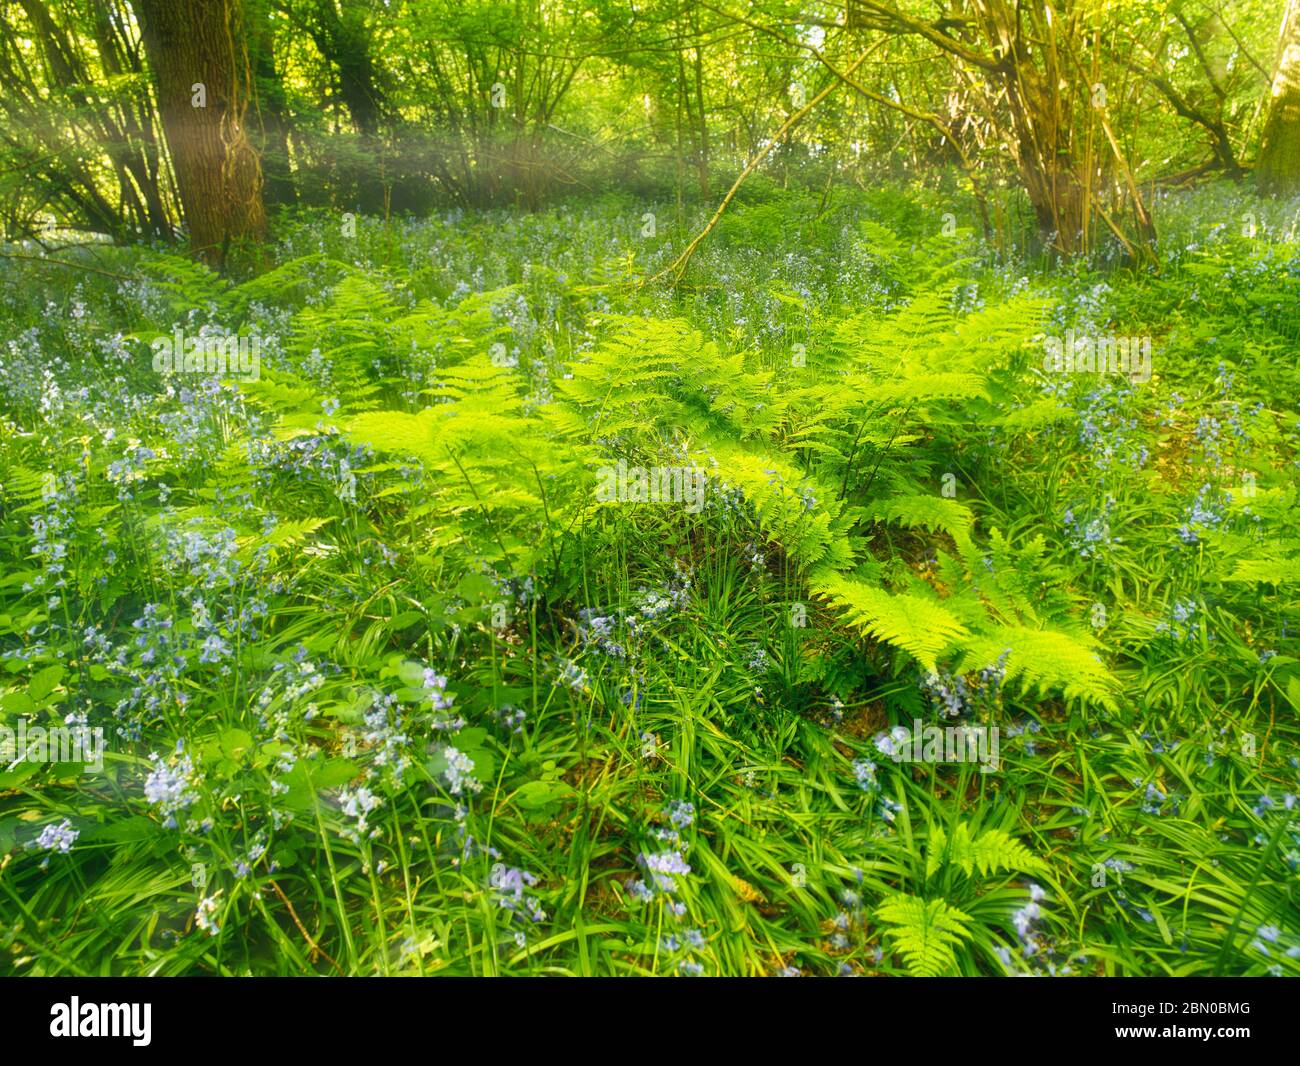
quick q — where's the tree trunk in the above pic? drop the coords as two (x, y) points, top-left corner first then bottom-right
(690, 7), (709, 198)
(1258, 0), (1300, 194)
(134, 0), (267, 265)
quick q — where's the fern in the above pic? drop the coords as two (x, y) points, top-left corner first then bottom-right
(956, 625), (1118, 709)
(877, 893), (973, 976)
(811, 572), (969, 671)
(865, 493), (975, 548)
(926, 822), (1049, 879)
(1223, 556), (1300, 585)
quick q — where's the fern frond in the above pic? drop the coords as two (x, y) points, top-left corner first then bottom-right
(1223, 556), (1300, 585)
(811, 573), (969, 671)
(956, 624), (1118, 709)
(877, 893), (972, 977)
(927, 822), (1049, 879)
(865, 494), (974, 545)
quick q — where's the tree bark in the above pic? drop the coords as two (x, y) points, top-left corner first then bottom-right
(1258, 0), (1300, 194)
(134, 0), (267, 265)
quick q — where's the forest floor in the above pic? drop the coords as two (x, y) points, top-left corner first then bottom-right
(0, 180), (1297, 976)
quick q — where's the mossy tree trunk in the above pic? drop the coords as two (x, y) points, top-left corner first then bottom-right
(134, 0), (267, 266)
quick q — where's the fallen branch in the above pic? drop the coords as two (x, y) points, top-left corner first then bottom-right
(0, 251), (135, 281)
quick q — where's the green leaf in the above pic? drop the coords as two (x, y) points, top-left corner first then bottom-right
(513, 779), (576, 811)
(220, 729), (255, 760)
(29, 664), (64, 702)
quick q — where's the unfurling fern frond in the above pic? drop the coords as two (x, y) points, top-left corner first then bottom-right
(877, 893), (972, 977)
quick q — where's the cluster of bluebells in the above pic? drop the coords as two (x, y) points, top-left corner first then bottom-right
(918, 653), (1008, 721)
(1009, 884), (1048, 959)
(256, 647), (330, 728)
(1176, 483), (1226, 544)
(1049, 281), (1112, 337)
(1159, 390), (1183, 428)
(635, 564), (693, 621)
(337, 785), (382, 843)
(422, 668), (463, 733)
(1187, 363), (1255, 470)
(247, 432), (373, 505)
(248, 648), (336, 826)
(949, 281), (984, 316)
(1250, 790), (1299, 871)
(1246, 923), (1300, 975)
(1090, 851), (1152, 927)
(157, 378), (254, 455)
(195, 893), (221, 936)
(746, 643), (770, 696)
(625, 801), (707, 975)
(493, 703), (526, 737)
(1134, 777), (1181, 817)
(1005, 718), (1043, 756)
(825, 877), (879, 974)
(1155, 598), (1199, 642)
(852, 745), (904, 827)
(105, 441), (158, 503)
(1063, 500), (1115, 560)
(556, 658), (589, 693)
(1141, 730), (1180, 755)
(439, 745), (482, 797)
(25, 472), (76, 613)
(233, 836), (268, 879)
(576, 609), (626, 659)
(560, 568), (696, 703)
(160, 523), (244, 591)
(359, 691), (412, 776)
(759, 466), (821, 518)
(144, 743), (201, 828)
(1100, 857), (1135, 881)
(921, 669), (971, 718)
(28, 819), (78, 866)
(488, 863), (547, 949)
(105, 602), (191, 737)
(1075, 378), (1148, 474)
(488, 572), (536, 617)
(996, 884), (1083, 975)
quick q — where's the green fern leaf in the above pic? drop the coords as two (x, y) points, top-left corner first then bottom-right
(928, 823), (1049, 879)
(811, 573), (969, 671)
(956, 625), (1118, 709)
(877, 893), (972, 977)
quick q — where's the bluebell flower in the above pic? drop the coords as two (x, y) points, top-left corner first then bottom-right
(31, 819), (78, 854)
